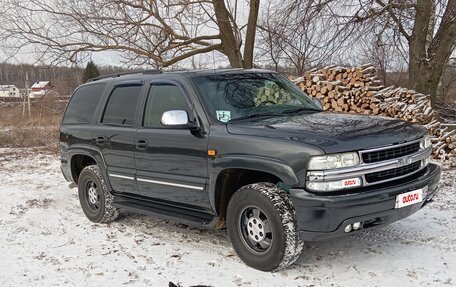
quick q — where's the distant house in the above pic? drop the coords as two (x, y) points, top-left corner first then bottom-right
(0, 85), (20, 98)
(30, 81), (52, 98)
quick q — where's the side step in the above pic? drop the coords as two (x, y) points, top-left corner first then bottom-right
(113, 194), (217, 228)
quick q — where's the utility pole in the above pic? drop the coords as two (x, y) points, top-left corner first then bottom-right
(22, 72), (31, 118)
(27, 72), (31, 118)
(22, 72), (26, 116)
(22, 85), (26, 117)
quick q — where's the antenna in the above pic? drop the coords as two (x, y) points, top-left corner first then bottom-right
(212, 50), (216, 70)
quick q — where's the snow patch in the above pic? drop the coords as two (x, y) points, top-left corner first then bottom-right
(0, 149), (455, 286)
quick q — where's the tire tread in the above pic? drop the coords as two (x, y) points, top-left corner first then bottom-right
(228, 182), (304, 271)
(80, 165), (119, 223)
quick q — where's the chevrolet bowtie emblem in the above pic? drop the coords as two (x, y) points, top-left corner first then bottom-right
(397, 157), (413, 167)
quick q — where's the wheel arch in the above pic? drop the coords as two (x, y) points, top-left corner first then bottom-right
(68, 147), (108, 187)
(209, 156), (300, 227)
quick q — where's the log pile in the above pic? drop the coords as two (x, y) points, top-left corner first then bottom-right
(435, 99), (456, 123)
(426, 120), (456, 160)
(293, 65), (456, 160)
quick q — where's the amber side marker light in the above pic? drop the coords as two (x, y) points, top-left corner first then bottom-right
(208, 149), (217, 156)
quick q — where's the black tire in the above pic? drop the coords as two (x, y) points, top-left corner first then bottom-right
(227, 182), (303, 271)
(78, 165), (119, 223)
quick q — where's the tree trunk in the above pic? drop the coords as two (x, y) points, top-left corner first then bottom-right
(212, 0), (244, 68)
(409, 0), (456, 105)
(243, 0), (260, 68)
(409, 61), (442, 104)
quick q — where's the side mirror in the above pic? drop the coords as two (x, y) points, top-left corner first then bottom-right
(161, 110), (199, 130)
(312, 97), (323, 109)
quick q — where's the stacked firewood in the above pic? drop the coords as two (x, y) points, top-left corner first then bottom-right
(294, 65), (383, 114)
(293, 64), (456, 160)
(426, 120), (456, 159)
(435, 99), (456, 123)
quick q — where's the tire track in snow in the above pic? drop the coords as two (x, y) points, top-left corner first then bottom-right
(352, 225), (456, 250)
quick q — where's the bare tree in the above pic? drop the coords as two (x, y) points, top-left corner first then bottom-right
(328, 0), (456, 104)
(0, 0), (261, 68)
(354, 28), (409, 86)
(440, 59), (456, 102)
(256, 0), (359, 75)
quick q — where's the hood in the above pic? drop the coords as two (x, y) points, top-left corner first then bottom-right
(226, 111), (426, 154)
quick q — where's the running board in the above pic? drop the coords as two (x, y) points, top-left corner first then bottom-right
(113, 194), (217, 228)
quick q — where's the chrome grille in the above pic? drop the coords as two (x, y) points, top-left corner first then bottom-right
(306, 137), (431, 192)
(365, 161), (421, 183)
(362, 142), (421, 163)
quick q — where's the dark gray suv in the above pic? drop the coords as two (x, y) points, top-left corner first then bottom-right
(60, 69), (441, 271)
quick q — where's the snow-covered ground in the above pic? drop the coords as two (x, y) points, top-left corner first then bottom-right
(0, 148), (455, 287)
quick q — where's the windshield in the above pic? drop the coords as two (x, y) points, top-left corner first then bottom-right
(191, 72), (322, 123)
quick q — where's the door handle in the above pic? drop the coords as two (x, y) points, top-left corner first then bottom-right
(136, 139), (147, 150)
(95, 136), (106, 145)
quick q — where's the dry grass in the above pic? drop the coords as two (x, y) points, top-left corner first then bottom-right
(0, 126), (59, 149)
(0, 100), (64, 153)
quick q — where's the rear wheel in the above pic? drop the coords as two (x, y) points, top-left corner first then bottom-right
(78, 165), (119, 223)
(227, 183), (303, 271)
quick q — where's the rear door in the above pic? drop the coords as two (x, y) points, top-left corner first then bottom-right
(60, 83), (107, 181)
(92, 80), (144, 194)
(134, 81), (210, 209)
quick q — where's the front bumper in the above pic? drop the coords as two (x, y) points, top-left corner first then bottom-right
(290, 163), (441, 241)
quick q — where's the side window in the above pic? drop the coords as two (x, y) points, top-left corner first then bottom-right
(62, 83), (105, 124)
(102, 85), (142, 126)
(143, 84), (191, 128)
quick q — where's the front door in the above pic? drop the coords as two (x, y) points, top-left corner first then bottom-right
(93, 81), (144, 194)
(135, 82), (210, 210)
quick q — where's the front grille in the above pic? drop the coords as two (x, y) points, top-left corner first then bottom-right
(362, 142), (421, 163)
(365, 161), (421, 183)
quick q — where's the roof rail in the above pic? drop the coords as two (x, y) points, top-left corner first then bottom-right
(88, 70), (162, 82)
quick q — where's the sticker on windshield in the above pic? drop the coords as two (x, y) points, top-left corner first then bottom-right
(216, 110), (231, 122)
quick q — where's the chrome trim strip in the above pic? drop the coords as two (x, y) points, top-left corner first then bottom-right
(109, 173), (135, 180)
(136, 178), (204, 190)
(359, 138), (422, 154)
(307, 147), (431, 185)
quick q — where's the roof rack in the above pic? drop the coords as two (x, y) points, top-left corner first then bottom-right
(88, 70), (162, 82)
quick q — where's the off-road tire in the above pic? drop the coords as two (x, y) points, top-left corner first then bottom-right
(78, 165), (119, 223)
(226, 182), (304, 271)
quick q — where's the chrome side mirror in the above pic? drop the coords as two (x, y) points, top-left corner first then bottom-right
(161, 110), (189, 126)
(161, 110), (199, 130)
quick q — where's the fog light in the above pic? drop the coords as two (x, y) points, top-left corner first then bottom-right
(353, 222), (362, 230)
(344, 224), (352, 233)
(306, 177), (362, 192)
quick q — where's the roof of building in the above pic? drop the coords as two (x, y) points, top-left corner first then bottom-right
(31, 81), (50, 89)
(0, 85), (17, 89)
(30, 90), (47, 95)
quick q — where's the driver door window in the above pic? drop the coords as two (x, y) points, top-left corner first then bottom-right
(143, 84), (191, 128)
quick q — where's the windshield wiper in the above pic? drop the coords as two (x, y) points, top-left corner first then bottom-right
(228, 107), (322, 123)
(279, 107), (322, 115)
(228, 113), (285, 123)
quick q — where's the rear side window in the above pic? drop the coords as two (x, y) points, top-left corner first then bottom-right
(62, 83), (105, 124)
(143, 84), (191, 128)
(102, 85), (142, 126)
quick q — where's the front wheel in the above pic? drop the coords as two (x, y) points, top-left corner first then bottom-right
(226, 183), (303, 271)
(78, 165), (119, 223)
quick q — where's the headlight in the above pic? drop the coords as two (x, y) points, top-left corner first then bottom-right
(422, 134), (432, 149)
(308, 152), (360, 170)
